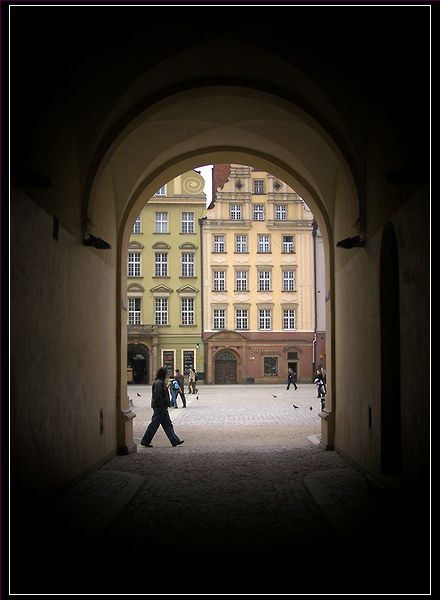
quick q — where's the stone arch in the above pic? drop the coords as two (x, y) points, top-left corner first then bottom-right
(86, 82), (361, 453)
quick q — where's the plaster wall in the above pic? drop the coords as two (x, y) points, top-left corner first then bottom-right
(11, 190), (118, 494)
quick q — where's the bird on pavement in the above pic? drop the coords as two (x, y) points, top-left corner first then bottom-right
(137, 393), (141, 397)
(273, 394), (277, 398)
(310, 407), (313, 410)
(292, 404), (299, 409)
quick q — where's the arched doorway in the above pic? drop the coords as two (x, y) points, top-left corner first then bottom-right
(380, 222), (402, 475)
(127, 344), (149, 385)
(215, 350), (238, 384)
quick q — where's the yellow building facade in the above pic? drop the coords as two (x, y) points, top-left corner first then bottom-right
(127, 170), (206, 384)
(202, 164), (316, 384)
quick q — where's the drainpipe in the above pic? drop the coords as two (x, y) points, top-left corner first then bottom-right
(312, 220), (318, 378)
(199, 216), (207, 380)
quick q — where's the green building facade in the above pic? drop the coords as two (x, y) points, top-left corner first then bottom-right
(127, 169), (207, 385)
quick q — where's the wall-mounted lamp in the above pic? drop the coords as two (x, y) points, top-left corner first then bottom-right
(83, 234), (111, 250)
(196, 343), (200, 349)
(250, 356), (255, 360)
(336, 235), (365, 249)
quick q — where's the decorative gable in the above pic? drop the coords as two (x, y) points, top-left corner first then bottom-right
(152, 241), (171, 249)
(128, 241), (144, 249)
(127, 283), (145, 293)
(150, 285), (173, 297)
(179, 242), (198, 250)
(177, 285), (199, 297)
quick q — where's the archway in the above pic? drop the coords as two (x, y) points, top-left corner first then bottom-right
(214, 350), (238, 384)
(87, 83), (361, 454)
(127, 343), (149, 385)
(380, 222), (402, 475)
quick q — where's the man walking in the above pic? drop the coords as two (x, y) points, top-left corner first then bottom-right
(286, 367), (298, 390)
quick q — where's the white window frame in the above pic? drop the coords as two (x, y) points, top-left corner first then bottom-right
(253, 179), (265, 194)
(155, 297), (168, 325)
(155, 252), (168, 277)
(230, 204), (242, 220)
(283, 270), (296, 291)
(213, 270), (226, 291)
(253, 204), (265, 220)
(155, 212), (168, 233)
(235, 308), (249, 330)
(283, 308), (296, 330)
(258, 270), (271, 291)
(213, 308), (226, 330)
(155, 185), (167, 196)
(181, 212), (195, 234)
(132, 215), (141, 234)
(181, 298), (195, 326)
(282, 235), (295, 253)
(181, 252), (195, 277)
(259, 308), (272, 330)
(213, 235), (225, 253)
(235, 234), (248, 253)
(258, 234), (271, 253)
(128, 252), (141, 277)
(235, 270), (248, 291)
(275, 204), (287, 220)
(128, 297), (142, 325)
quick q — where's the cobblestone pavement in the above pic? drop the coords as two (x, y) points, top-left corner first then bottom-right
(14, 385), (430, 595)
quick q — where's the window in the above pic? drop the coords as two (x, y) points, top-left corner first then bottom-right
(282, 235), (295, 253)
(128, 298), (141, 325)
(230, 204), (242, 220)
(181, 212), (195, 234)
(213, 235), (225, 253)
(155, 185), (166, 196)
(264, 356), (278, 377)
(155, 252), (168, 277)
(155, 298), (168, 325)
(283, 309), (296, 330)
(235, 309), (249, 330)
(155, 212), (168, 233)
(128, 253), (141, 277)
(213, 308), (226, 330)
(213, 270), (226, 291)
(275, 205), (287, 220)
(253, 204), (265, 221)
(181, 253), (195, 277)
(181, 298), (195, 325)
(258, 234), (271, 253)
(235, 270), (248, 291)
(258, 270), (271, 291)
(259, 308), (272, 330)
(253, 179), (265, 194)
(235, 234), (248, 253)
(132, 215), (141, 234)
(282, 270), (296, 291)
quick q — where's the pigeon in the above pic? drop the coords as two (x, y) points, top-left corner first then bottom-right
(310, 407), (313, 410)
(292, 404), (299, 409)
(273, 394), (277, 398)
(137, 393), (141, 397)
(196, 396), (199, 400)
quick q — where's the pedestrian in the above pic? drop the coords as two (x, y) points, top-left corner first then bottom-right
(188, 368), (196, 394)
(139, 367), (184, 448)
(168, 375), (181, 408)
(314, 368), (326, 399)
(174, 368), (186, 408)
(286, 367), (298, 390)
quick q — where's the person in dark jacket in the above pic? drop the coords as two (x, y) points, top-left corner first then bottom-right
(286, 367), (298, 390)
(174, 368), (186, 408)
(140, 367), (184, 447)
